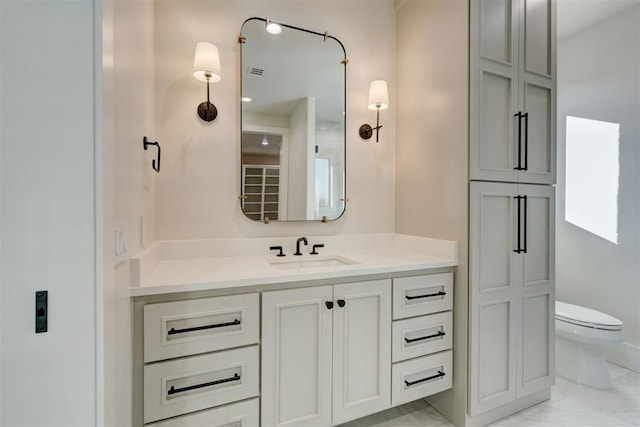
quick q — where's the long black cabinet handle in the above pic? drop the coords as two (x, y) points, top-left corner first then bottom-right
(523, 195), (528, 254)
(514, 195), (522, 253)
(405, 291), (446, 301)
(167, 373), (240, 396)
(405, 331), (445, 344)
(514, 112), (523, 170)
(405, 370), (445, 387)
(168, 319), (240, 335)
(523, 112), (529, 171)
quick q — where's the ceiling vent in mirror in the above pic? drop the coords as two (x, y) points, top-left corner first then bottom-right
(248, 66), (264, 76)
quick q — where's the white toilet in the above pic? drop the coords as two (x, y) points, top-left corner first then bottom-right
(555, 301), (623, 389)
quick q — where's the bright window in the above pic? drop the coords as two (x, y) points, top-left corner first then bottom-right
(565, 116), (619, 244)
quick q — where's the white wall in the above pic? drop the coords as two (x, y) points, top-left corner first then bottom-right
(0, 0), (98, 424)
(153, 0), (396, 239)
(287, 97), (314, 219)
(394, 0), (469, 425)
(557, 4), (640, 371)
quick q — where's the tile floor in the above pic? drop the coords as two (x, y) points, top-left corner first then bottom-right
(340, 363), (640, 427)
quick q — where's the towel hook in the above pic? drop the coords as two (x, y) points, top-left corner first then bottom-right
(143, 136), (161, 173)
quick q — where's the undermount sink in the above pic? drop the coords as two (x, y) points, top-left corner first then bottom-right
(269, 255), (357, 271)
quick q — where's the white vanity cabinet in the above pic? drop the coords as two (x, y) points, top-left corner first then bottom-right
(469, 181), (555, 415)
(261, 279), (392, 427)
(391, 273), (454, 407)
(132, 241), (458, 427)
(138, 293), (260, 425)
(470, 0), (555, 185)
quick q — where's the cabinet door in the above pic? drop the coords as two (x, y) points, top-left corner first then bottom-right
(262, 286), (333, 427)
(470, 0), (519, 182)
(517, 184), (555, 397)
(519, 0), (553, 79)
(469, 182), (520, 415)
(332, 280), (391, 425)
(517, 79), (555, 184)
(471, 0), (556, 185)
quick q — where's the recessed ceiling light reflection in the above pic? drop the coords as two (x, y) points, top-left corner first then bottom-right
(241, 97), (252, 103)
(265, 17), (282, 35)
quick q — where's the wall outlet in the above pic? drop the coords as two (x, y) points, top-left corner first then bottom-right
(114, 221), (128, 264)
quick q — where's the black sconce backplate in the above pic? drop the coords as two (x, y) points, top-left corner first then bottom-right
(198, 101), (218, 122)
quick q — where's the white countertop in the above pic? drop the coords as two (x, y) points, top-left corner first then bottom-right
(130, 233), (458, 297)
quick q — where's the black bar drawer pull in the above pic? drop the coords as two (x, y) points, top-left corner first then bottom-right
(404, 370), (445, 387)
(405, 331), (446, 344)
(405, 291), (446, 301)
(168, 319), (240, 335)
(168, 373), (240, 396)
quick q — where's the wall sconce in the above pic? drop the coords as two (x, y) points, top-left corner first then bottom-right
(359, 80), (389, 143)
(192, 42), (221, 122)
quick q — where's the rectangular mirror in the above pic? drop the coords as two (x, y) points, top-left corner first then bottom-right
(240, 17), (347, 222)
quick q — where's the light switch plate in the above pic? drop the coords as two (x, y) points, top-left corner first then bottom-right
(115, 221), (128, 265)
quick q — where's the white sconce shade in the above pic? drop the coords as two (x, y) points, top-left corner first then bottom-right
(192, 42), (221, 82)
(367, 80), (389, 110)
(360, 79), (388, 142)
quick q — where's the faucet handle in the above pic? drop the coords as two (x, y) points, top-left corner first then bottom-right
(310, 243), (324, 255)
(269, 246), (285, 257)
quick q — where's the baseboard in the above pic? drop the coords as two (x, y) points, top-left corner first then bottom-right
(605, 342), (640, 373)
(464, 389), (551, 427)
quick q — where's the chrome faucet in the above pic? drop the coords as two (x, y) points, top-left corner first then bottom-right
(294, 237), (308, 256)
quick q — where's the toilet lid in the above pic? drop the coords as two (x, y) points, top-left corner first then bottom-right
(556, 301), (623, 330)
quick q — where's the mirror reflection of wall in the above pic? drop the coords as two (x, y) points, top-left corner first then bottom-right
(240, 17), (346, 222)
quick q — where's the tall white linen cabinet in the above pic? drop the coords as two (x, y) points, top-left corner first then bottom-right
(395, 0), (556, 426)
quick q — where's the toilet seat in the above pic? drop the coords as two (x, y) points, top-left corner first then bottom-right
(555, 301), (623, 331)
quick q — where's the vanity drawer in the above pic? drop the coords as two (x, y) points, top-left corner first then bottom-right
(144, 293), (259, 362)
(391, 350), (452, 407)
(392, 311), (452, 363)
(393, 273), (453, 319)
(144, 346), (259, 424)
(146, 398), (259, 426)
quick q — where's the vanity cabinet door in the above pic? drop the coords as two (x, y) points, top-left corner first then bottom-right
(332, 280), (392, 425)
(262, 286), (333, 427)
(262, 280), (392, 427)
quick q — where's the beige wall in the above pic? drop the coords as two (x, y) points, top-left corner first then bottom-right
(104, 0), (157, 424)
(154, 0), (396, 239)
(114, 0), (157, 252)
(394, 0), (469, 425)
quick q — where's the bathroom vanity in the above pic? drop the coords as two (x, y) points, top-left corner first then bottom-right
(131, 234), (457, 426)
